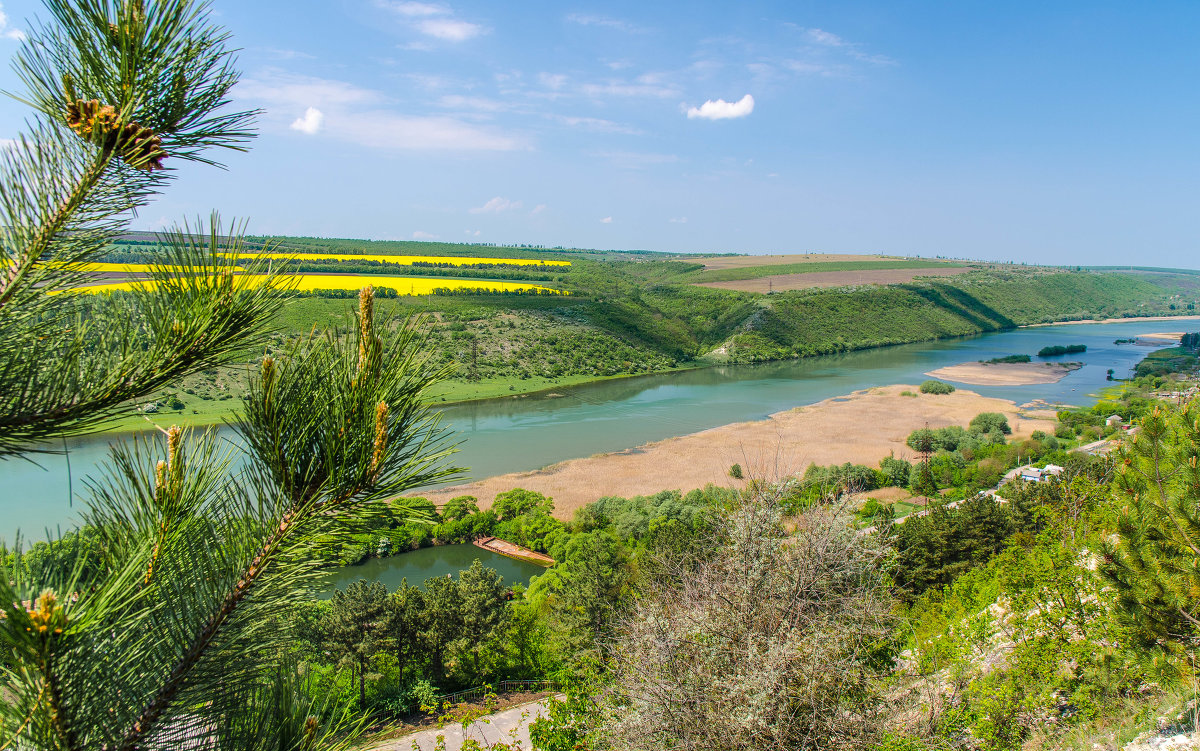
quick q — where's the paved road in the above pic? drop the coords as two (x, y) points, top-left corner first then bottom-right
(365, 698), (552, 751)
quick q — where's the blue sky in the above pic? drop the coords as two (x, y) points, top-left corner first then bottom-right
(0, 1), (1197, 266)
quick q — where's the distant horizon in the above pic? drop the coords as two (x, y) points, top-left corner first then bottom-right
(1, 1), (1198, 268)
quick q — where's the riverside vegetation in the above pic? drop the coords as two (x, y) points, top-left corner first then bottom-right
(7, 3), (1200, 751)
(8, 345), (1200, 750)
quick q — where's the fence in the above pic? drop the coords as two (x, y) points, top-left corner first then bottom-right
(437, 679), (558, 706)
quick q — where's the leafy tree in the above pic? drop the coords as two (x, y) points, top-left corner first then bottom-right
(318, 580), (393, 708)
(880, 455), (913, 487)
(970, 412), (1012, 435)
(388, 579), (427, 679)
(529, 530), (630, 656)
(455, 560), (512, 677)
(441, 494), (481, 522)
(422, 574), (463, 682)
(0, 4), (459, 747)
(492, 487), (554, 521)
(1100, 401), (1200, 650)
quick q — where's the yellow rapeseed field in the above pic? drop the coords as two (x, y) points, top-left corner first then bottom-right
(72, 274), (564, 296)
(219, 252), (570, 267)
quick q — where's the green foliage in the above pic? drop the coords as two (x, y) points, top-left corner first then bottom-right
(970, 412), (1012, 435)
(1100, 401), (1200, 651)
(920, 379), (956, 394)
(728, 462), (744, 479)
(441, 495), (481, 522)
(892, 495), (1017, 603)
(316, 580), (392, 707)
(982, 354), (1031, 364)
(492, 488), (554, 522)
(1038, 344), (1087, 357)
(880, 456), (913, 487)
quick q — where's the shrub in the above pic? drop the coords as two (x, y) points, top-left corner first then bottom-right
(970, 412), (1011, 435)
(728, 463), (744, 479)
(919, 380), (956, 394)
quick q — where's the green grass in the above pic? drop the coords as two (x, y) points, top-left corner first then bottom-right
(683, 259), (963, 284)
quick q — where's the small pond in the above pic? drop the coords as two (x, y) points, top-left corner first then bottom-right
(317, 543), (549, 598)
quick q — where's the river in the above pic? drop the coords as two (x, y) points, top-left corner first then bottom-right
(2, 318), (1193, 543)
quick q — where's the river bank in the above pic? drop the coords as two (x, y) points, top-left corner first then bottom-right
(85, 313), (1200, 437)
(421, 384), (1057, 521)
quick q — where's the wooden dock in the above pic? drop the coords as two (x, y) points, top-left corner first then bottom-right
(473, 536), (555, 566)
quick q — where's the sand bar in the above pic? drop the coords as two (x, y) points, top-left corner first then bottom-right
(1023, 315), (1200, 328)
(925, 361), (1081, 386)
(423, 385), (1055, 520)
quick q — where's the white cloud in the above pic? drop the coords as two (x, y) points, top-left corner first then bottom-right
(337, 111), (523, 150)
(417, 18), (483, 41)
(538, 72), (567, 90)
(470, 196), (523, 214)
(600, 216), (613, 224)
(380, 1), (446, 16)
(239, 71), (525, 151)
(438, 94), (512, 113)
(581, 78), (680, 99)
(802, 27), (895, 65)
(289, 107), (324, 134)
(465, 229), (481, 236)
(531, 204), (547, 215)
(0, 6), (25, 41)
(669, 217), (687, 224)
(806, 28), (845, 47)
(412, 230), (439, 239)
(557, 115), (642, 135)
(686, 94), (755, 120)
(565, 13), (647, 34)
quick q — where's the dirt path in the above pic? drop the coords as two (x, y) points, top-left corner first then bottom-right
(363, 698), (553, 751)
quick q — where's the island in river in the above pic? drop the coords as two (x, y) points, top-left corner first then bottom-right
(925, 361), (1083, 386)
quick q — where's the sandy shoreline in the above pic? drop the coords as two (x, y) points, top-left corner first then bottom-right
(1022, 315), (1200, 328)
(924, 361), (1082, 386)
(423, 384), (1056, 521)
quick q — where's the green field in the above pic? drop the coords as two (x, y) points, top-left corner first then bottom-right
(682, 258), (964, 284)
(92, 237), (1200, 429)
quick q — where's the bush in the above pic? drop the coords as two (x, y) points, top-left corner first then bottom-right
(1037, 344), (1086, 357)
(969, 412), (1011, 435)
(919, 380), (955, 394)
(728, 463), (743, 479)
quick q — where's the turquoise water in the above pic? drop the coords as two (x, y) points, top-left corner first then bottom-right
(318, 544), (547, 597)
(2, 318), (1194, 543)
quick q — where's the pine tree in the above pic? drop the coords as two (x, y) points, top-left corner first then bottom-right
(0, 2), (461, 749)
(1100, 401), (1200, 652)
(318, 581), (393, 710)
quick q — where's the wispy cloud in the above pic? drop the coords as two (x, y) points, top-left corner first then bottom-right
(600, 216), (613, 224)
(290, 107), (324, 134)
(380, 1), (445, 17)
(470, 196), (523, 214)
(556, 115), (642, 135)
(417, 18), (483, 41)
(581, 74), (680, 99)
(412, 230), (439, 239)
(669, 216), (687, 223)
(686, 94), (754, 120)
(531, 204), (547, 215)
(378, 1), (486, 42)
(0, 5), (25, 41)
(802, 27), (896, 66)
(566, 13), (647, 34)
(240, 70), (525, 151)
